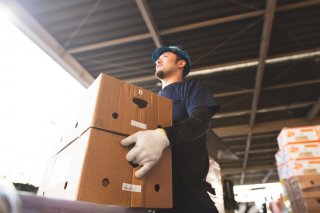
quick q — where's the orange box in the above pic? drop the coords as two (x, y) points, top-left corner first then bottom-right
(56, 73), (172, 153)
(275, 142), (320, 165)
(38, 74), (173, 208)
(277, 126), (320, 148)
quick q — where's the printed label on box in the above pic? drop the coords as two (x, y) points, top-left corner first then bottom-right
(131, 120), (147, 130)
(122, 183), (142, 192)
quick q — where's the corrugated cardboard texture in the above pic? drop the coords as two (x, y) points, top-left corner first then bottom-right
(56, 74), (171, 152)
(294, 198), (320, 213)
(288, 175), (320, 199)
(39, 74), (172, 208)
(39, 128), (172, 208)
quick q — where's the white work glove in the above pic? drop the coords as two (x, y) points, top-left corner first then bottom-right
(121, 129), (170, 179)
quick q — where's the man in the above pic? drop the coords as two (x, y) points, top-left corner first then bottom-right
(121, 46), (220, 213)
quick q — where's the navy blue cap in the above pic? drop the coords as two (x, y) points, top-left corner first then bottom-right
(152, 46), (191, 76)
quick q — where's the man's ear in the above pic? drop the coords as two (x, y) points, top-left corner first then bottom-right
(177, 60), (186, 70)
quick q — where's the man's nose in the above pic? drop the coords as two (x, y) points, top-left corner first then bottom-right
(156, 58), (162, 64)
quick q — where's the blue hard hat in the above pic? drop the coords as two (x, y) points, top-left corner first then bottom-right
(152, 46), (191, 76)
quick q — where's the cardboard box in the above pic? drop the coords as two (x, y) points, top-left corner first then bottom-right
(316, 125), (320, 138)
(39, 74), (173, 208)
(288, 175), (320, 200)
(56, 74), (172, 152)
(290, 200), (299, 213)
(282, 179), (295, 202)
(289, 175), (320, 191)
(286, 159), (320, 179)
(38, 128), (172, 208)
(277, 126), (319, 148)
(283, 176), (320, 213)
(295, 198), (320, 213)
(277, 163), (288, 180)
(275, 142), (320, 165)
(278, 159), (320, 180)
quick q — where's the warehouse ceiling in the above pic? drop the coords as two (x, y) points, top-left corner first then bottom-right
(4, 0), (320, 185)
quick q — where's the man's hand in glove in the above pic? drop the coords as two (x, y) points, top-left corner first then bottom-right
(120, 129), (170, 179)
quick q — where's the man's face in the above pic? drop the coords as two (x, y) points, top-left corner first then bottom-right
(155, 52), (181, 79)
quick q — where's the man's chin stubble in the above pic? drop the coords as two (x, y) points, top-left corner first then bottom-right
(155, 70), (165, 79)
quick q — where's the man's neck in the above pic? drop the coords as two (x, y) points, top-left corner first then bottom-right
(161, 75), (183, 89)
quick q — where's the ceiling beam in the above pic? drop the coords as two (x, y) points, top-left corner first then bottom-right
(222, 133), (278, 142)
(214, 117), (320, 138)
(221, 165), (275, 175)
(215, 79), (320, 98)
(188, 50), (320, 77)
(160, 10), (264, 35)
(126, 48), (320, 84)
(66, 11), (263, 54)
(65, 33), (151, 55)
(240, 0), (277, 184)
(249, 0), (277, 127)
(135, 0), (163, 48)
(214, 101), (315, 119)
(307, 96), (320, 122)
(262, 168), (275, 183)
(233, 176), (279, 185)
(66, 0), (320, 54)
(3, 0), (94, 87)
(221, 158), (275, 165)
(276, 0), (320, 11)
(235, 148), (278, 155)
(229, 143), (277, 150)
(232, 172), (278, 179)
(189, 48), (320, 77)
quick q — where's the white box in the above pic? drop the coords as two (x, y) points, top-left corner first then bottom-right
(275, 142), (320, 165)
(277, 126), (319, 148)
(286, 159), (320, 179)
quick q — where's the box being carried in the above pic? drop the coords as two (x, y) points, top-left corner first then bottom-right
(277, 126), (319, 148)
(54, 73), (171, 153)
(38, 74), (173, 208)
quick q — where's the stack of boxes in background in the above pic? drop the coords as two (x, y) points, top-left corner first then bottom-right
(38, 73), (173, 208)
(275, 125), (320, 212)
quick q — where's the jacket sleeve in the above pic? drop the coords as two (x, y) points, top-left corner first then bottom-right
(163, 106), (219, 145)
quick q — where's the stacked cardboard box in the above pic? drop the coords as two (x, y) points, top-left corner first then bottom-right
(283, 175), (320, 213)
(276, 125), (320, 212)
(276, 126), (320, 179)
(38, 73), (173, 208)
